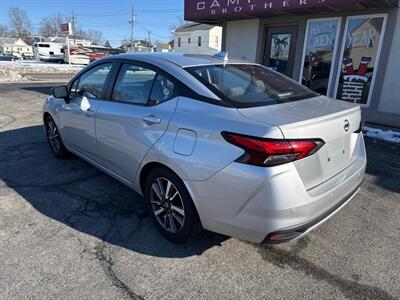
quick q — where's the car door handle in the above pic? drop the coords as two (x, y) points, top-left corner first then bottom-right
(85, 108), (95, 117)
(141, 114), (161, 125)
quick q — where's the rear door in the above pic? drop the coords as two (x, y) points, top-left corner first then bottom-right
(60, 62), (113, 161)
(95, 61), (178, 183)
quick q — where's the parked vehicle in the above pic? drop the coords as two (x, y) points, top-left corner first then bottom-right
(64, 46), (91, 65)
(43, 53), (366, 244)
(33, 42), (65, 62)
(89, 51), (107, 62)
(0, 53), (18, 61)
(22, 52), (35, 60)
(11, 52), (23, 60)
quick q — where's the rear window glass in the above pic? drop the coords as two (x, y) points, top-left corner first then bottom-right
(186, 64), (317, 108)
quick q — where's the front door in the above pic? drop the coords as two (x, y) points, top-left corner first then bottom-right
(264, 26), (298, 78)
(96, 62), (178, 183)
(60, 63), (112, 160)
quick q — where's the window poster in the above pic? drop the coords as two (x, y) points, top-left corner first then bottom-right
(336, 15), (387, 105)
(301, 19), (340, 95)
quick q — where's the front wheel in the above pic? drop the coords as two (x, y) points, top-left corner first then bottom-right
(44, 115), (68, 159)
(145, 168), (202, 243)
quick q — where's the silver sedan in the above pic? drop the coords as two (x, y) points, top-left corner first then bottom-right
(43, 53), (366, 243)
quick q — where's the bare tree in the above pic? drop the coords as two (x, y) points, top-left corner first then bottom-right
(84, 29), (104, 45)
(0, 24), (11, 37)
(39, 14), (66, 37)
(8, 7), (32, 38)
(170, 16), (186, 32)
(74, 28), (104, 45)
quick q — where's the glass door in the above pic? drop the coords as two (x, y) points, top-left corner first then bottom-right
(334, 14), (388, 106)
(264, 26), (298, 78)
(300, 18), (341, 96)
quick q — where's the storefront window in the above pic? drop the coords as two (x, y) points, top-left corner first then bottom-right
(335, 14), (387, 106)
(301, 18), (341, 95)
(268, 33), (292, 74)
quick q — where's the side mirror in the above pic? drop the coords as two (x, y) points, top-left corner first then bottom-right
(52, 85), (69, 102)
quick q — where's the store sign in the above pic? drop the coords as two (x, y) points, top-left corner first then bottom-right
(185, 0), (372, 20)
(60, 23), (73, 35)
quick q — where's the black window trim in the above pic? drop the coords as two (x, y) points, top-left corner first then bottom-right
(66, 58), (234, 108)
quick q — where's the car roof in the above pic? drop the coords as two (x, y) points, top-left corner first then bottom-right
(112, 52), (248, 68)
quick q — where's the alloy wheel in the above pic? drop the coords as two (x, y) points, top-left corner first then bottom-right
(150, 177), (185, 233)
(46, 118), (61, 153)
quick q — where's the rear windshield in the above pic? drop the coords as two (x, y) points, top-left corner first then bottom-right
(185, 64), (317, 108)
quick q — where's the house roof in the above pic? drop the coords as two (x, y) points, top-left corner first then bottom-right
(120, 40), (151, 48)
(155, 43), (170, 50)
(174, 23), (216, 33)
(0, 37), (18, 45)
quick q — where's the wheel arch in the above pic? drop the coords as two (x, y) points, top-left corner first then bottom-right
(139, 161), (202, 225)
(139, 162), (177, 195)
(43, 111), (52, 122)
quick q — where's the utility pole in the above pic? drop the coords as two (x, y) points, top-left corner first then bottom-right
(70, 10), (76, 44)
(148, 31), (152, 48)
(129, 6), (136, 52)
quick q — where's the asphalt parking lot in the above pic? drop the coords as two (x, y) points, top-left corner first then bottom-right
(0, 82), (399, 300)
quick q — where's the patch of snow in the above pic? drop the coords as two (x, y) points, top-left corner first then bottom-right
(0, 68), (29, 82)
(363, 126), (400, 144)
(344, 75), (368, 82)
(0, 60), (84, 82)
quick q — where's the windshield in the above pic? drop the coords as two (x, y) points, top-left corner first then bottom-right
(185, 64), (318, 108)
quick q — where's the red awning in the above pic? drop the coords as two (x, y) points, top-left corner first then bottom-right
(185, 0), (398, 22)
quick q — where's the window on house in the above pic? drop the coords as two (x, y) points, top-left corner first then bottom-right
(188, 37), (191, 44)
(198, 36), (202, 47)
(178, 37), (181, 47)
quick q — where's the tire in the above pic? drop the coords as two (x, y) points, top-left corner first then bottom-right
(145, 167), (202, 243)
(44, 115), (68, 159)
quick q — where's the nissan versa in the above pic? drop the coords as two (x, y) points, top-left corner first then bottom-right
(43, 53), (366, 244)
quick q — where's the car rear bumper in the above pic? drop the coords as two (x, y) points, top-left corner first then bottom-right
(263, 182), (362, 244)
(185, 134), (366, 243)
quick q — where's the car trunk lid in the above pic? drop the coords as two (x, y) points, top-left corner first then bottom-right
(237, 96), (362, 190)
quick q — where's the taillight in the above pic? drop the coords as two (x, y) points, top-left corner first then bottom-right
(222, 132), (324, 167)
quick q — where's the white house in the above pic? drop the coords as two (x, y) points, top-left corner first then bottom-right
(119, 40), (152, 53)
(173, 23), (222, 55)
(0, 37), (33, 58)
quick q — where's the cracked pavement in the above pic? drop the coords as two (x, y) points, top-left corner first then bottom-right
(0, 82), (399, 299)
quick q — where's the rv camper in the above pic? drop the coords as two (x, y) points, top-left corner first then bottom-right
(33, 42), (65, 62)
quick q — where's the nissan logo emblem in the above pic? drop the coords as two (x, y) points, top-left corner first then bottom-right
(344, 119), (350, 132)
